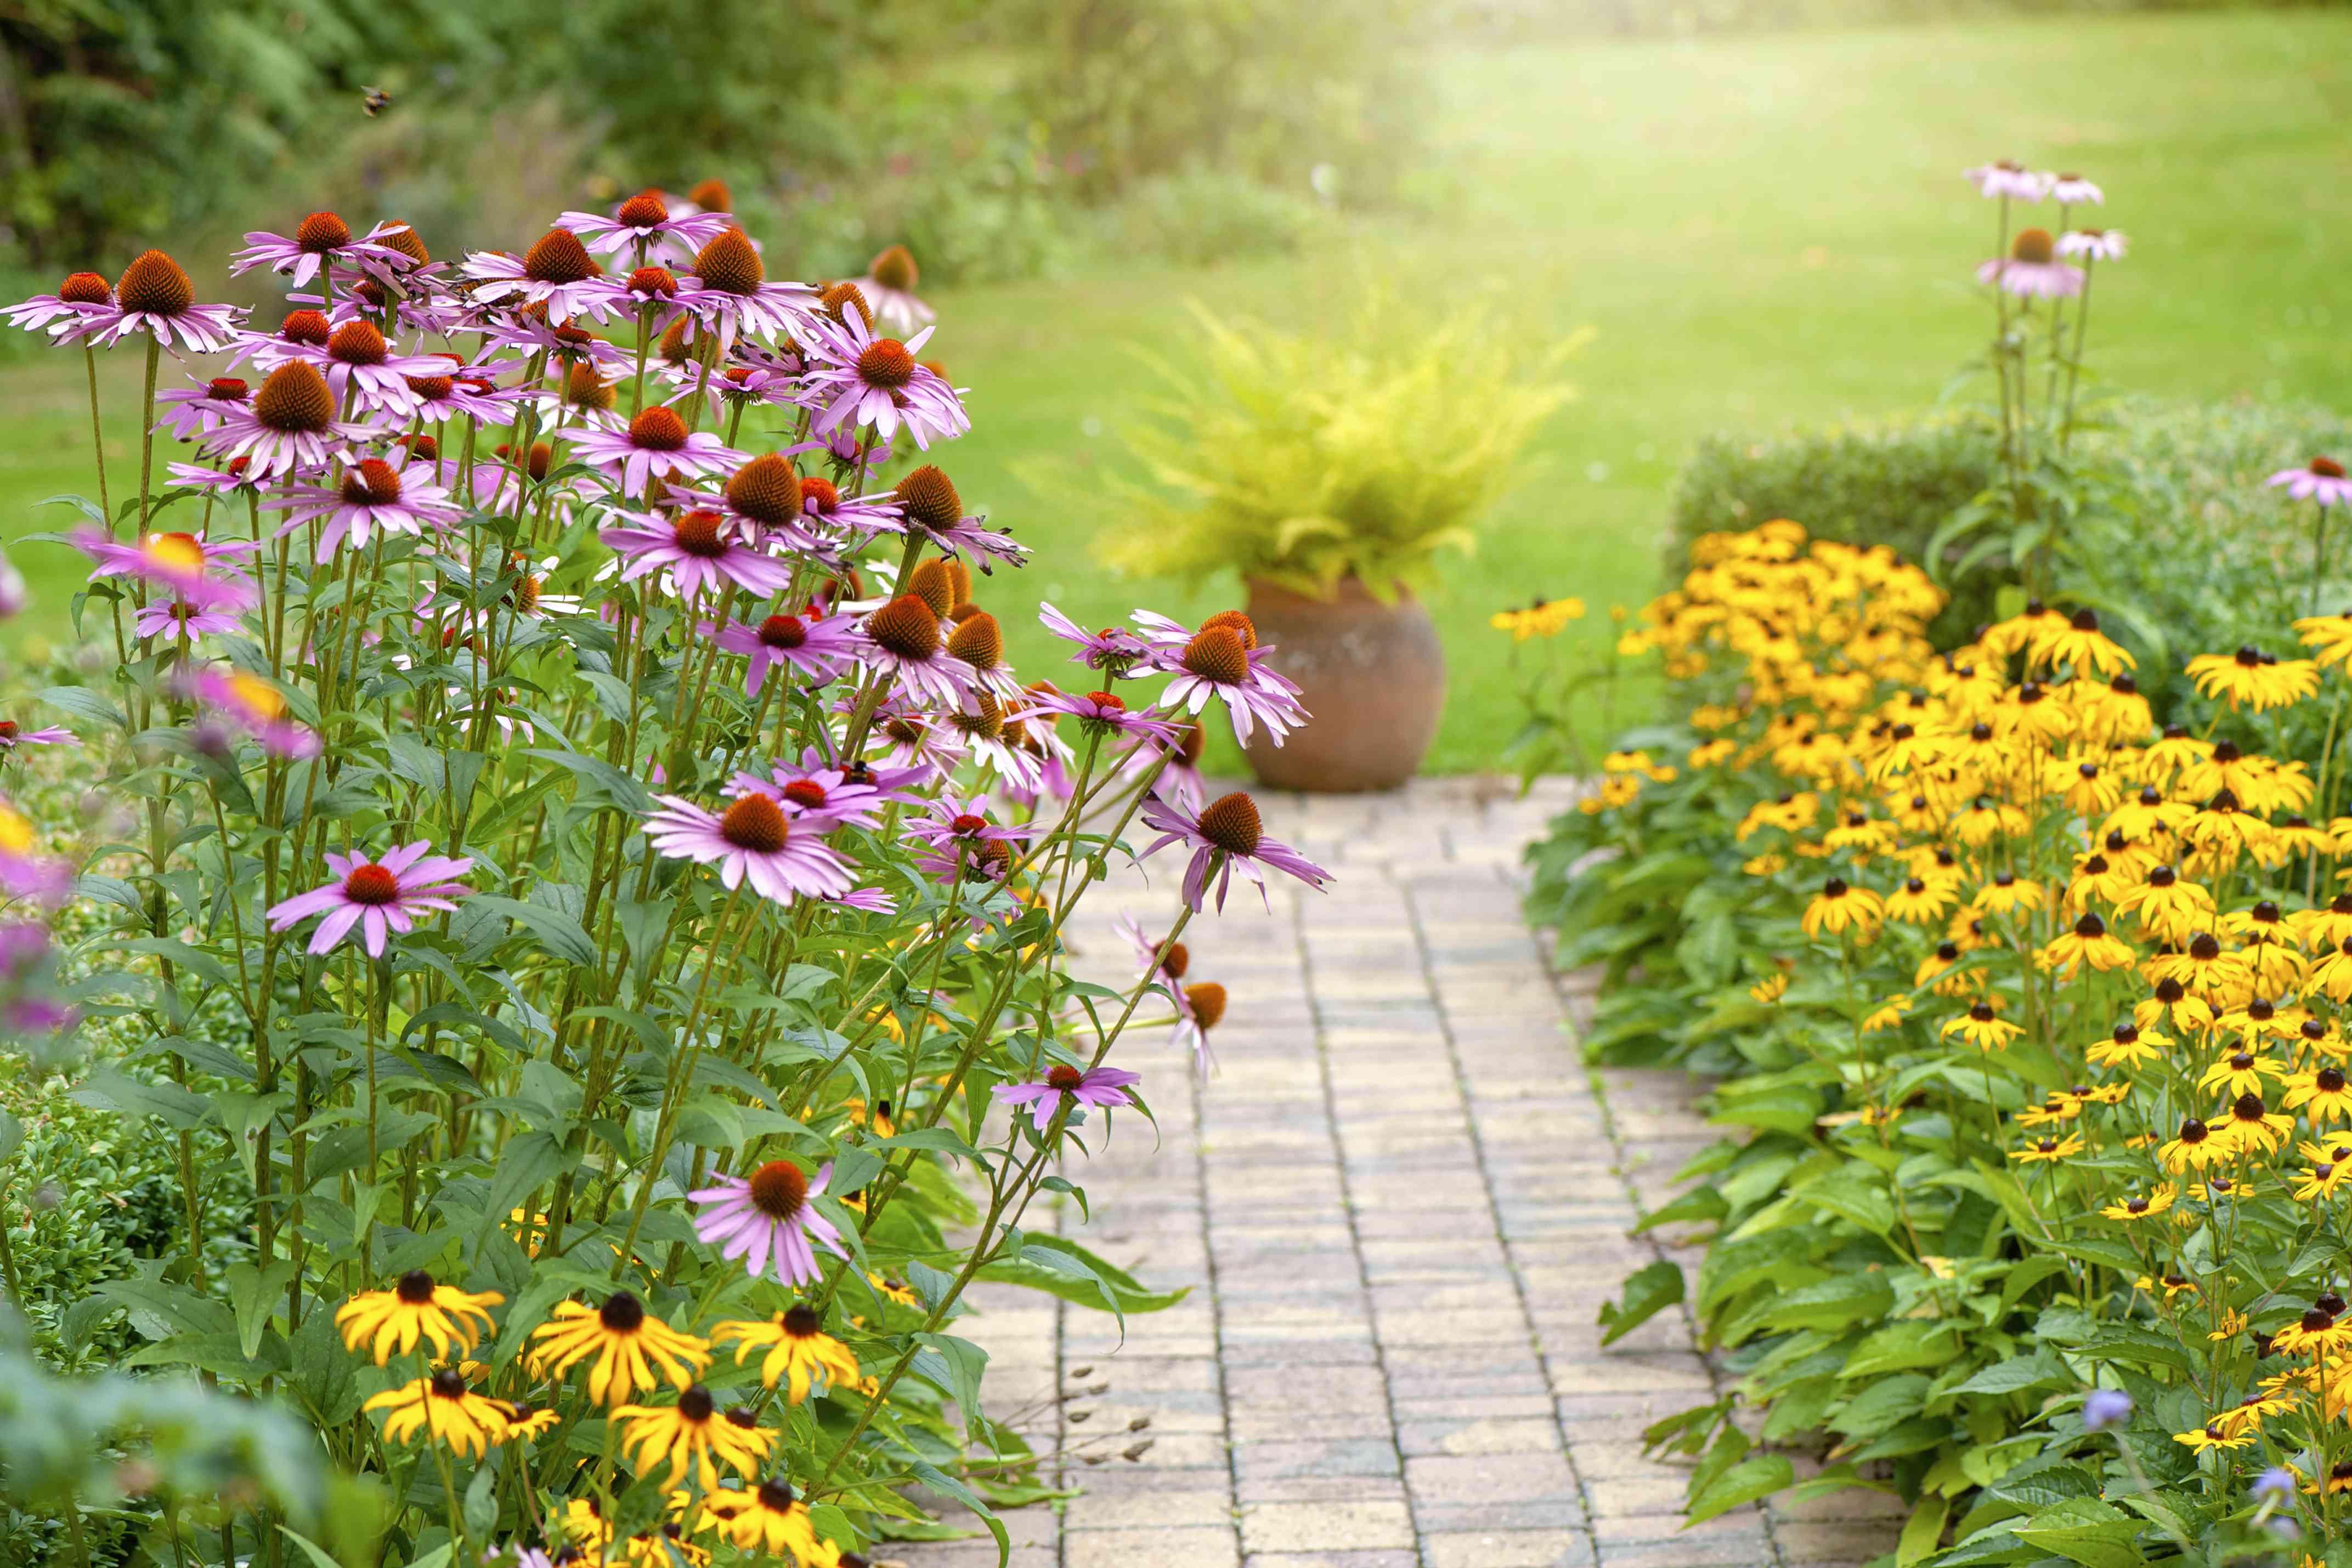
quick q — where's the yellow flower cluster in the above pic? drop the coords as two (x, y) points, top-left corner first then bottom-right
(1599, 518), (2352, 1467)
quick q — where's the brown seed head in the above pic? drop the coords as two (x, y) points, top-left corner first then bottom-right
(279, 309), (331, 347)
(566, 360), (615, 411)
(726, 453), (802, 525)
(867, 595), (942, 661)
(2314, 457), (2348, 479)
(630, 405), (688, 451)
(295, 211), (352, 252)
(869, 244), (918, 291)
(523, 228), (598, 284)
(1185, 981), (1227, 1030)
(799, 476), (840, 514)
(1181, 627), (1250, 685)
(116, 251), (194, 316)
(2011, 227), (2056, 264)
(858, 338), (916, 389)
(58, 272), (111, 305)
(377, 223), (429, 265)
(672, 511), (728, 558)
(1196, 793), (1264, 857)
(895, 465), (963, 530)
(747, 1158), (810, 1217)
(625, 264), (676, 296)
(719, 793), (790, 854)
(340, 458), (403, 506)
(692, 229), (765, 295)
(819, 281), (872, 331)
(327, 320), (387, 365)
(617, 190), (671, 228)
(1199, 609), (1259, 650)
(947, 612), (1003, 669)
(688, 178), (733, 213)
(904, 559), (956, 619)
(343, 863), (401, 904)
(253, 363), (336, 433)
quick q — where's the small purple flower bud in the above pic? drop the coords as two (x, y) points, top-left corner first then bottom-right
(2081, 1389), (2133, 1430)
(2252, 1466), (2297, 1501)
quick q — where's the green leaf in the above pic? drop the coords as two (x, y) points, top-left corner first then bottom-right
(278, 1527), (346, 1568)
(37, 683), (127, 732)
(2010, 1498), (2144, 1568)
(1757, 1272), (1893, 1333)
(0, 1108), (21, 1164)
(483, 1130), (574, 1237)
(1598, 1259), (1683, 1346)
(1952, 1352), (2067, 1398)
(227, 1259), (300, 1358)
(1791, 1167), (1896, 1236)
(1898, 1493), (1949, 1566)
(1685, 1453), (1793, 1526)
(1632, 1186), (1728, 1235)
(468, 895), (601, 967)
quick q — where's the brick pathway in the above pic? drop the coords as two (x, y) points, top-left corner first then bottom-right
(891, 778), (1901, 1568)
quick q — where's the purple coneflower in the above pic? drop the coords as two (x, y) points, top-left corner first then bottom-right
(461, 229), (616, 325)
(1141, 791), (1330, 912)
(152, 376), (255, 440)
(1138, 612), (1306, 746)
(993, 1063), (1142, 1131)
(231, 212), (409, 288)
(906, 796), (1039, 862)
(859, 595), (980, 709)
(888, 466), (1025, 570)
(794, 474), (905, 552)
(600, 508), (794, 602)
(404, 363), (519, 426)
(179, 667), (317, 756)
(643, 791), (855, 905)
(800, 311), (966, 450)
(135, 597), (246, 642)
(280, 320), (454, 418)
(5, 272), (114, 341)
(561, 405), (743, 495)
(709, 609), (867, 695)
(266, 842), (474, 957)
(80, 528), (259, 602)
(81, 251), (245, 353)
(2055, 229), (2127, 263)
(672, 452), (833, 558)
(1965, 161), (2051, 202)
(1038, 603), (1150, 675)
(850, 245), (935, 336)
(1010, 687), (1181, 748)
(204, 361), (375, 479)
(2271, 458), (2352, 508)
(0, 721), (75, 751)
(561, 189), (737, 263)
(732, 751), (929, 830)
(680, 229), (813, 349)
(267, 458), (461, 562)
(1976, 228), (2083, 300)
(1113, 913), (1219, 1076)
(688, 1158), (846, 1286)
(2048, 172), (2104, 206)
(0, 804), (67, 904)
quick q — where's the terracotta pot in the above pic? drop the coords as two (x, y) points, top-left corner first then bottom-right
(1239, 575), (1445, 793)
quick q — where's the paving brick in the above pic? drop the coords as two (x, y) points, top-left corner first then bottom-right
(892, 778), (1897, 1568)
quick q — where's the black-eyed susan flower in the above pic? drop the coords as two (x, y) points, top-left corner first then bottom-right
(1490, 596), (1585, 641)
(2133, 975), (2217, 1036)
(335, 1271), (502, 1365)
(2147, 931), (2252, 1001)
(1801, 876), (1884, 941)
(613, 1384), (773, 1487)
(2293, 1158), (2351, 1202)
(363, 1367), (512, 1458)
(2217, 1091), (2295, 1156)
(1886, 877), (1952, 925)
(527, 1291), (711, 1406)
(2200, 1049), (2287, 1100)
(1860, 995), (1911, 1033)
(2197, 644), (2324, 711)
(496, 1402), (560, 1440)
(719, 1476), (828, 1560)
(1942, 999), (2021, 1053)
(2088, 1021), (2167, 1069)
(2139, 1271), (2200, 1301)
(711, 1305), (862, 1404)
(1748, 971), (1791, 1004)
(2031, 606), (2134, 676)
(2173, 1419), (2256, 1454)
(2272, 1305), (2352, 1358)
(2159, 1117), (2229, 1174)
(2038, 911), (2136, 977)
(2100, 1184), (2176, 1222)
(2288, 1063), (2352, 1123)
(2010, 1132), (2083, 1164)
(2113, 865), (2214, 946)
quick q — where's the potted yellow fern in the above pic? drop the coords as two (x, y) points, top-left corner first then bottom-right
(1099, 292), (1574, 789)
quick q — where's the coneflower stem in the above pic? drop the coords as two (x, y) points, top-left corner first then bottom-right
(135, 336), (159, 535)
(82, 344), (111, 527)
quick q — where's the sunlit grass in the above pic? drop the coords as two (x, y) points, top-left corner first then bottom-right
(4, 12), (2347, 771)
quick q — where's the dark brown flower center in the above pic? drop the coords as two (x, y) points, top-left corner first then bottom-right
(1046, 1065), (1085, 1091)
(58, 271), (110, 305)
(396, 1269), (436, 1304)
(719, 793), (790, 854)
(1199, 609), (1259, 650)
(626, 265), (676, 297)
(672, 510), (728, 558)
(858, 339), (916, 389)
(867, 595), (943, 661)
(758, 614), (807, 649)
(618, 190), (671, 227)
(630, 406), (688, 451)
(116, 250), (194, 316)
(2011, 227), (2056, 264)
(1197, 792), (1264, 857)
(523, 228), (598, 285)
(726, 454), (802, 525)
(2314, 457), (2347, 479)
(947, 612), (1003, 669)
(324, 322), (385, 367)
(819, 281), (872, 330)
(430, 1368), (468, 1399)
(693, 230), (765, 295)
(906, 560), (955, 617)
(756, 1478), (796, 1512)
(255, 363), (336, 434)
(340, 460), (404, 507)
(2322, 1068), (2347, 1092)
(378, 223), (428, 265)
(600, 1291), (646, 1332)
(747, 1158), (809, 1218)
(343, 863), (401, 904)
(784, 1304), (822, 1337)
(782, 780), (827, 809)
(1181, 627), (1250, 685)
(295, 211), (352, 252)
(895, 466), (964, 531)
(677, 1385), (715, 1422)
(800, 476), (840, 513)
(869, 244), (918, 291)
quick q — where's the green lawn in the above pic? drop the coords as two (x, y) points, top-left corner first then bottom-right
(4, 13), (2348, 772)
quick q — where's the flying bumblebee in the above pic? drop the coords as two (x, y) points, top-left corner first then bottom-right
(361, 86), (392, 117)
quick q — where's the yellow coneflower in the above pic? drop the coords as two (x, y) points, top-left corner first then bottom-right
(1942, 999), (2021, 1054)
(2185, 645), (2320, 712)
(614, 1384), (774, 1487)
(2309, 936), (2352, 1003)
(1490, 596), (1585, 641)
(496, 1402), (561, 1439)
(711, 1305), (862, 1404)
(1742, 852), (1788, 876)
(2139, 1271), (2201, 1301)
(2272, 1305), (2352, 1358)
(1885, 877), (1952, 925)
(362, 1368), (512, 1458)
(1916, 941), (1978, 998)
(2159, 1116), (2229, 1174)
(335, 1271), (503, 1365)
(1859, 995), (1910, 1033)
(2113, 865), (2215, 944)
(2293, 1158), (2351, 1203)
(2016, 1092), (2084, 1129)
(864, 1272), (921, 1310)
(2009, 1132), (2082, 1165)
(2086, 1021), (2167, 1069)
(2099, 1184), (2176, 1222)
(2146, 931), (2252, 1002)
(2036, 911), (2137, 977)
(2217, 1091), (2295, 1156)
(1800, 876), (1884, 941)
(1688, 738), (1738, 768)
(527, 1291), (711, 1406)
(2172, 1420), (2256, 1455)
(2133, 976), (2216, 1037)
(2031, 606), (2134, 676)
(1747, 971), (1791, 1004)
(720, 1476), (829, 1560)
(2199, 1049), (2286, 1100)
